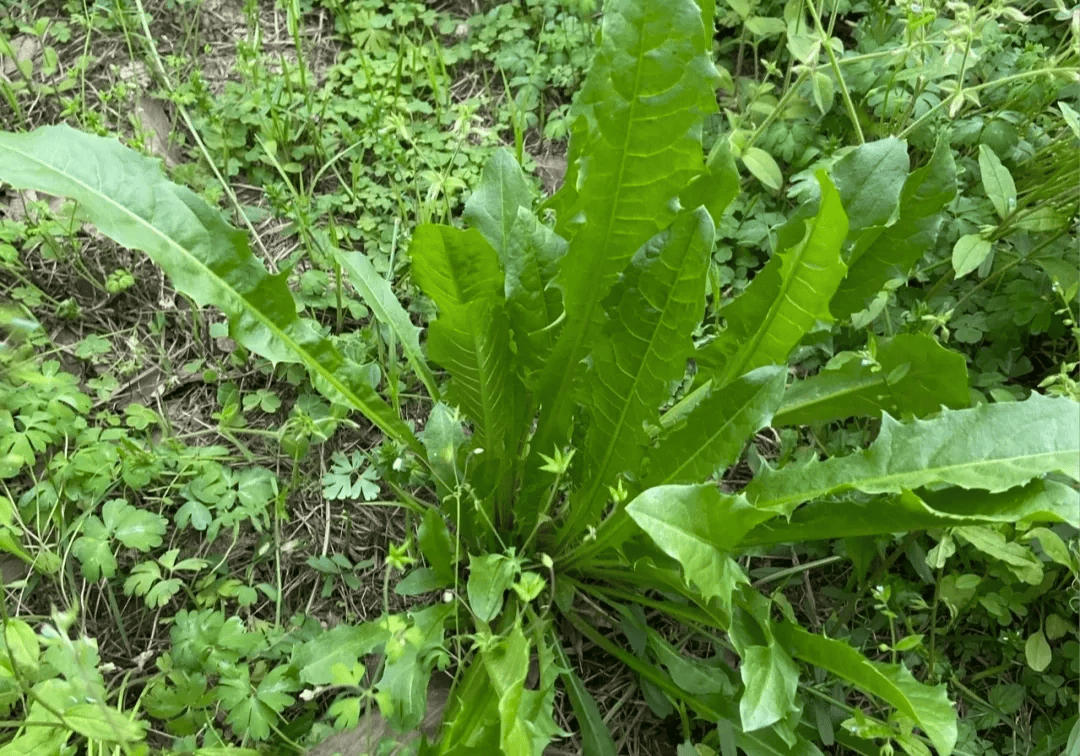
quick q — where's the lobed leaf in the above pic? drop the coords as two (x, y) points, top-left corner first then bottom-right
(646, 365), (787, 487)
(626, 484), (764, 608)
(574, 208), (714, 524)
(774, 623), (957, 756)
(773, 333), (970, 426)
(831, 137), (957, 318)
(0, 125), (421, 454)
(531, 0), (720, 452)
(739, 479), (1080, 546)
(699, 172), (848, 387)
(463, 148), (535, 270)
(745, 393), (1080, 515)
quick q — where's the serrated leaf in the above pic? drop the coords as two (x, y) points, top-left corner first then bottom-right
(72, 517), (117, 581)
(427, 299), (523, 453)
(773, 333), (969, 426)
(744, 394), (1080, 515)
(699, 172), (848, 386)
(775, 623), (956, 756)
(955, 526), (1043, 584)
(332, 245), (439, 400)
(0, 125), (421, 456)
(647, 366), (786, 486)
(464, 148), (534, 269)
(951, 234), (992, 279)
(530, 0), (719, 459)
(626, 485), (759, 608)
(831, 136), (956, 318)
(575, 209), (714, 524)
(504, 207), (567, 374)
(739, 480), (1079, 547)
(292, 623), (386, 686)
(742, 147), (783, 190)
(978, 144), (1016, 219)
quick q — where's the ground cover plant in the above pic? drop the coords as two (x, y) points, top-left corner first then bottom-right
(0, 1), (1078, 755)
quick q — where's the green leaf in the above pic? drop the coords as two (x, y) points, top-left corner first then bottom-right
(680, 139), (741, 225)
(410, 225), (503, 312)
(1, 620), (39, 675)
(504, 207), (568, 374)
(951, 234), (993, 279)
(464, 148), (534, 269)
(742, 147), (783, 191)
(773, 334), (969, 426)
(699, 172), (848, 386)
(418, 507), (456, 584)
(739, 480), (1079, 547)
(467, 553), (518, 622)
(831, 136), (956, 318)
(421, 402), (467, 495)
(72, 517), (117, 581)
(740, 642), (800, 732)
(955, 526), (1043, 584)
(64, 703), (146, 743)
(978, 144), (1016, 219)
(734, 728), (825, 756)
(531, 0), (719, 455)
(332, 244), (439, 400)
(557, 655), (617, 756)
(744, 394), (1080, 515)
(1025, 631), (1052, 672)
(574, 209), (714, 524)
(626, 485), (760, 608)
(427, 299), (524, 454)
(648, 366), (786, 486)
(774, 623), (956, 756)
(831, 138), (909, 232)
(103, 498), (167, 551)
(292, 623), (386, 686)
(0, 125), (421, 456)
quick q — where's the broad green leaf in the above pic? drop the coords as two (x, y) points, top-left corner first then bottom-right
(951, 234), (992, 279)
(376, 604), (451, 731)
(1, 620), (39, 674)
(1025, 631), (1052, 672)
(831, 138), (909, 232)
(774, 623), (956, 756)
(649, 634), (736, 696)
(421, 402), (466, 495)
(463, 148), (534, 269)
(740, 642), (800, 732)
(427, 298), (523, 453)
(531, 0), (719, 455)
(481, 625), (560, 756)
(575, 209), (714, 524)
(647, 366), (786, 486)
(742, 147), (783, 191)
(699, 172), (848, 387)
(0, 125), (421, 455)
(978, 144), (1017, 219)
(504, 207), (567, 374)
(410, 225), (503, 312)
(626, 485), (761, 607)
(467, 553), (518, 622)
(955, 526), (1043, 584)
(332, 245), (439, 400)
(103, 498), (167, 551)
(738, 480), (1079, 547)
(831, 136), (956, 318)
(773, 333), (970, 426)
(291, 622), (386, 685)
(744, 394), (1080, 515)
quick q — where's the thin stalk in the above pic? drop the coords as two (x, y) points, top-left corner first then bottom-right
(806, 0), (864, 143)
